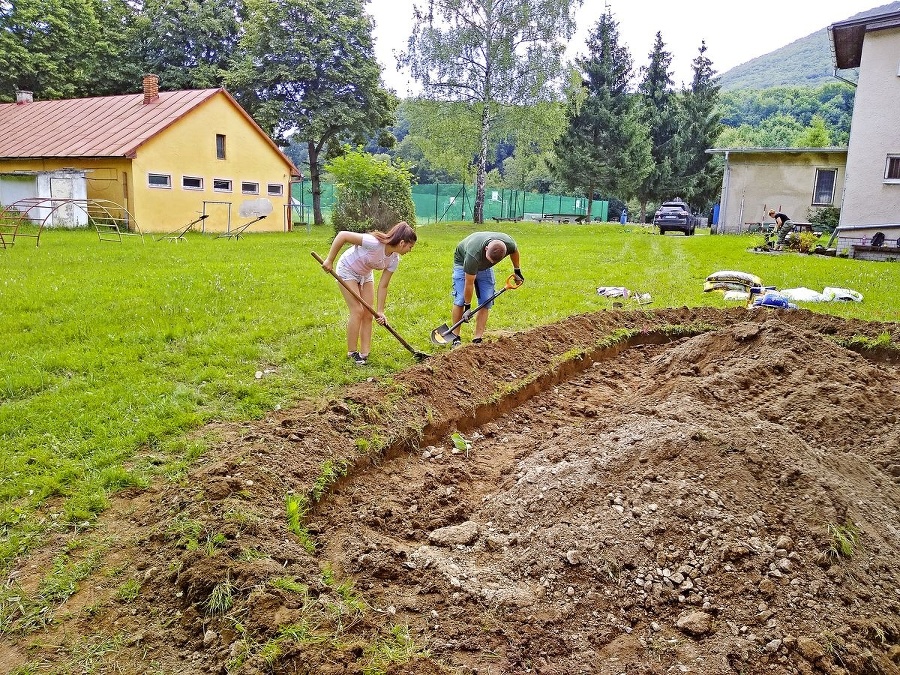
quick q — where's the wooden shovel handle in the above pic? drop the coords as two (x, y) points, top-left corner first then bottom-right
(311, 251), (423, 357)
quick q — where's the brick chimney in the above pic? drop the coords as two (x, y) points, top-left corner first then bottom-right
(142, 74), (159, 104)
(15, 90), (33, 105)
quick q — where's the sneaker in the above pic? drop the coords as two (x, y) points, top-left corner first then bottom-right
(354, 353), (368, 365)
(450, 335), (462, 348)
(472, 337), (483, 344)
(348, 351), (360, 362)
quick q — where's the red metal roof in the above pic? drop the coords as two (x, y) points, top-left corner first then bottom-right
(0, 88), (301, 176)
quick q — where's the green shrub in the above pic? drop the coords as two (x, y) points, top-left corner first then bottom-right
(326, 148), (416, 234)
(807, 206), (840, 233)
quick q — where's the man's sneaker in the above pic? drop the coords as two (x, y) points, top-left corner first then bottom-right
(354, 353), (368, 365)
(451, 335), (462, 348)
(472, 337), (483, 344)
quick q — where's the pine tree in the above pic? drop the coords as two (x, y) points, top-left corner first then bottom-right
(635, 32), (681, 224)
(678, 41), (723, 212)
(551, 9), (651, 218)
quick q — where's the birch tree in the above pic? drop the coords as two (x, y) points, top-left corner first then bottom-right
(399, 0), (581, 223)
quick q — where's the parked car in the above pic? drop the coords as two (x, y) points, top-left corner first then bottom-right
(654, 200), (697, 236)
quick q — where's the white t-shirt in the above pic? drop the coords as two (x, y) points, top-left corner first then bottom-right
(338, 233), (400, 274)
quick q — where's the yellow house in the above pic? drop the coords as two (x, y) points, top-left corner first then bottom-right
(0, 75), (301, 234)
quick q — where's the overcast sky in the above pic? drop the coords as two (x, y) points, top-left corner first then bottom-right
(368, 0), (884, 95)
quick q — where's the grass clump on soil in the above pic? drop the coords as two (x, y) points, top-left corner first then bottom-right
(363, 623), (430, 675)
(1, 223), (898, 577)
(840, 331), (897, 351)
(826, 521), (861, 560)
(284, 492), (314, 554)
(206, 576), (235, 616)
(0, 545), (104, 635)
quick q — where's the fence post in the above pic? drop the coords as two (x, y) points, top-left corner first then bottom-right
(435, 182), (438, 223)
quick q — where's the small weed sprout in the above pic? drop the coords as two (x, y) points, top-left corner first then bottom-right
(450, 432), (471, 457)
(285, 493), (316, 554)
(207, 577), (234, 616)
(311, 458), (349, 502)
(271, 577), (308, 595)
(821, 630), (847, 667)
(167, 513), (203, 550)
(321, 565), (366, 618)
(224, 507), (261, 534)
(259, 639), (282, 666)
(204, 532), (227, 556)
(827, 522), (860, 560)
(363, 623), (428, 674)
(285, 493), (308, 534)
(115, 579), (140, 602)
(238, 547), (268, 562)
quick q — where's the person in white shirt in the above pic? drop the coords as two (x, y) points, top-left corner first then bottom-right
(321, 222), (417, 365)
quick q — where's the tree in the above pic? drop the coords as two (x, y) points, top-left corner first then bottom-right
(677, 41), (723, 212)
(793, 114), (832, 147)
(227, 0), (397, 225)
(551, 9), (651, 217)
(325, 148), (416, 233)
(130, 0), (242, 91)
(400, 99), (481, 186)
(0, 0), (138, 100)
(635, 31), (680, 224)
(399, 0), (581, 224)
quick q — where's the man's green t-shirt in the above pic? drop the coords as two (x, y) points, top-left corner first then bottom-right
(453, 232), (518, 275)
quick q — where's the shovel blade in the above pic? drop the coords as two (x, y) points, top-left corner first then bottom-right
(430, 324), (454, 346)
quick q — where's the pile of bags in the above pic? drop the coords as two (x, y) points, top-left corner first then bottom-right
(703, 270), (863, 309)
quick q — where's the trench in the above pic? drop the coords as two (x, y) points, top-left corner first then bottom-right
(310, 323), (900, 517)
(309, 329), (687, 517)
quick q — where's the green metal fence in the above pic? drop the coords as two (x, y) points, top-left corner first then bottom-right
(290, 180), (608, 225)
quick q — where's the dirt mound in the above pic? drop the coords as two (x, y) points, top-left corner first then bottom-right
(2, 308), (899, 675)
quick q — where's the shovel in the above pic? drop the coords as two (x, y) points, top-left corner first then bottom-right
(311, 251), (429, 361)
(430, 273), (524, 346)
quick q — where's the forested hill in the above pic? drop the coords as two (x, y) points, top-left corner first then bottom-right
(719, 1), (900, 91)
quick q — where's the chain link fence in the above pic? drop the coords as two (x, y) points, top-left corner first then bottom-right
(290, 180), (608, 226)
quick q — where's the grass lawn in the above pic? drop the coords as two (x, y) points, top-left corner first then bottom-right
(1, 221), (897, 570)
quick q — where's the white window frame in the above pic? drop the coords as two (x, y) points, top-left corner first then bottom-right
(213, 178), (233, 193)
(241, 181), (260, 195)
(182, 175), (204, 191)
(884, 155), (900, 183)
(267, 183), (284, 197)
(811, 168), (837, 206)
(148, 173), (172, 189)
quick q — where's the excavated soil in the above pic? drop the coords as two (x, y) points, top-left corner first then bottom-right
(2, 307), (900, 675)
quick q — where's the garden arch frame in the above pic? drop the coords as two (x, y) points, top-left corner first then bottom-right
(0, 197), (143, 247)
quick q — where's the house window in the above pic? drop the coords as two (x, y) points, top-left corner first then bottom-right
(148, 173), (171, 189)
(182, 176), (203, 190)
(812, 169), (837, 205)
(216, 134), (226, 160)
(241, 181), (259, 195)
(885, 155), (900, 182)
(213, 178), (232, 192)
(267, 183), (284, 197)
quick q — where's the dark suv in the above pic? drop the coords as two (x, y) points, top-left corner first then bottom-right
(654, 200), (696, 236)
